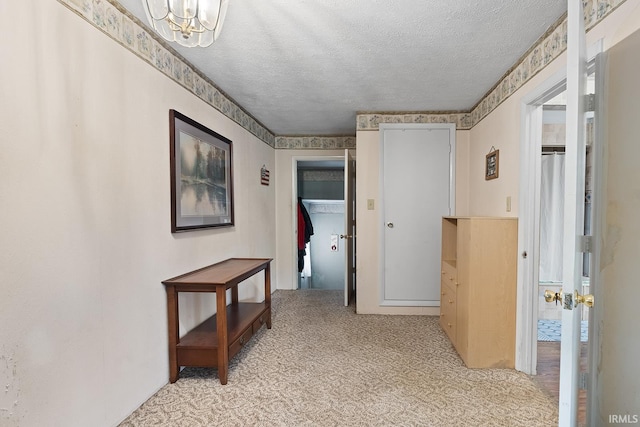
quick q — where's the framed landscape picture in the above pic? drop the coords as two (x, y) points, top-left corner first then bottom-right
(169, 110), (234, 232)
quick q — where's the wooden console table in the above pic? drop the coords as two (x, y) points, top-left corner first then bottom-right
(162, 258), (272, 385)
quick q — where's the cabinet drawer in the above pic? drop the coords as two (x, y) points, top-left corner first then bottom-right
(440, 281), (457, 343)
(229, 327), (253, 358)
(253, 312), (268, 333)
(441, 261), (458, 286)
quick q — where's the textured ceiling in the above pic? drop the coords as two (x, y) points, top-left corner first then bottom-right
(116, 0), (567, 135)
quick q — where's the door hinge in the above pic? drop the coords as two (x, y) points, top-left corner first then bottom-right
(584, 94), (596, 112)
(579, 235), (593, 253)
(579, 371), (588, 390)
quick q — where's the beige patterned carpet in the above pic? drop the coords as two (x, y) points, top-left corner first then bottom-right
(120, 290), (557, 426)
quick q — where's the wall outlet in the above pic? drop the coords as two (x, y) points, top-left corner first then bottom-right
(367, 199), (375, 210)
(506, 196), (512, 212)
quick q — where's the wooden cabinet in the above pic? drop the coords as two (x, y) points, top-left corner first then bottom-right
(162, 258), (272, 384)
(440, 217), (517, 368)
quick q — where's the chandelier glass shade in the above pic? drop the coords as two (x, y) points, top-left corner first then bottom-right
(143, 0), (229, 47)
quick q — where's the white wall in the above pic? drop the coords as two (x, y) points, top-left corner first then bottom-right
(274, 149), (347, 290)
(0, 2), (275, 426)
(354, 129), (470, 315)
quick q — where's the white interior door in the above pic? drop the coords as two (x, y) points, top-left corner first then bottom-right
(343, 150), (355, 306)
(559, 0), (590, 424)
(380, 124), (455, 306)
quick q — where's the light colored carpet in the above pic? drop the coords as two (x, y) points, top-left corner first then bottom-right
(120, 290), (557, 426)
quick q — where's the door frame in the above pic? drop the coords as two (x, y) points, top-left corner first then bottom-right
(516, 67), (567, 375)
(344, 149), (355, 306)
(291, 155), (348, 291)
(516, 39), (605, 426)
(378, 123), (456, 306)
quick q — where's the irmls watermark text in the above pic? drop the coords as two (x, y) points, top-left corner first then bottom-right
(609, 414), (639, 424)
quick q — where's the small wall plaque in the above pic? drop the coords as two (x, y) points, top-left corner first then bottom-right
(261, 165), (270, 185)
(485, 148), (499, 180)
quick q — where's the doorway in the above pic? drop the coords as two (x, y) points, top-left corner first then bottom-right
(535, 88), (592, 425)
(292, 155), (354, 306)
(518, 48), (602, 425)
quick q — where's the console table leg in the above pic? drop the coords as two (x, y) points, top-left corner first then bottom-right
(216, 288), (229, 385)
(166, 286), (179, 383)
(265, 264), (272, 329)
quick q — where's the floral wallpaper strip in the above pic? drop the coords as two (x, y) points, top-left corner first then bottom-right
(275, 136), (356, 150)
(357, 113), (472, 131)
(60, 0), (626, 144)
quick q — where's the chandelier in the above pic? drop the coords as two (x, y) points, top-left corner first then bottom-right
(143, 0), (229, 48)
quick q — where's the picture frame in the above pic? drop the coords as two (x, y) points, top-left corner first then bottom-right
(485, 149), (499, 180)
(169, 110), (234, 232)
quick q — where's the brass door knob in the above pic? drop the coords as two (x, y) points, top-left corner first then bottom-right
(544, 289), (555, 302)
(544, 290), (563, 305)
(576, 292), (595, 307)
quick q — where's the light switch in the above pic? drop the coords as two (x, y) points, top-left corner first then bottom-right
(506, 196), (512, 212)
(367, 199), (375, 210)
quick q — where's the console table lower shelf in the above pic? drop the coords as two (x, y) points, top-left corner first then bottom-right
(177, 303), (269, 369)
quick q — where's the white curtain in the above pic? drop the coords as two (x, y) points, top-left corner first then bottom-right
(539, 153), (565, 282)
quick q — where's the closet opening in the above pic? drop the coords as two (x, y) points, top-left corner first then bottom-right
(295, 159), (346, 291)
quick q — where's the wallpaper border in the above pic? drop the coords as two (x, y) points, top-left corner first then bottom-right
(276, 136), (356, 150)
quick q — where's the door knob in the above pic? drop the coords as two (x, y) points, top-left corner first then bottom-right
(544, 290), (563, 305)
(575, 292), (594, 308)
(339, 234), (352, 239)
(386, 222), (394, 228)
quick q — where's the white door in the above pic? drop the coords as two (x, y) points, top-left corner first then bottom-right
(559, 0), (593, 424)
(380, 124), (455, 306)
(343, 150), (355, 306)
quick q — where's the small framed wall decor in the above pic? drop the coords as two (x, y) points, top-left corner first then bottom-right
(169, 110), (234, 232)
(485, 148), (499, 180)
(260, 165), (270, 185)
